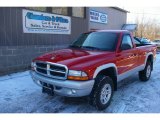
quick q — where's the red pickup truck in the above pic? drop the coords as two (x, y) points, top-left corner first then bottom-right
(30, 30), (157, 110)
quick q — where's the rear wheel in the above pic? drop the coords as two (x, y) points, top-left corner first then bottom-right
(139, 61), (152, 81)
(89, 75), (114, 110)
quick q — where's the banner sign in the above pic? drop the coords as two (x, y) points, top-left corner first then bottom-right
(89, 10), (107, 24)
(23, 9), (71, 34)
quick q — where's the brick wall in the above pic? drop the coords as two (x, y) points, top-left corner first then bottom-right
(0, 7), (88, 75)
(0, 45), (68, 75)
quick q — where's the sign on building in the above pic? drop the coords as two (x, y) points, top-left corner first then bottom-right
(23, 9), (71, 34)
(89, 10), (107, 24)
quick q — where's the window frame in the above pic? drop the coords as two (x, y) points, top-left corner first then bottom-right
(120, 34), (134, 51)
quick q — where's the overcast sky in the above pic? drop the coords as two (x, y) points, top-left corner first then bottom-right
(123, 7), (160, 24)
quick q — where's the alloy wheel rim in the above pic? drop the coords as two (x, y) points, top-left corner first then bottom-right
(100, 84), (112, 105)
(146, 65), (151, 78)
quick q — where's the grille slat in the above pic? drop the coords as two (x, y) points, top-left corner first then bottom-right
(35, 61), (67, 80)
(36, 66), (47, 70)
(49, 69), (66, 74)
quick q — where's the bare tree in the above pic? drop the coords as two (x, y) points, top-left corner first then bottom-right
(134, 15), (160, 40)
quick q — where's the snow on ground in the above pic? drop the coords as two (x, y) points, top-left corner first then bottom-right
(0, 53), (160, 113)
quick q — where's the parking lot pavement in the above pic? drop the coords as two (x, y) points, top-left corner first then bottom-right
(0, 54), (160, 113)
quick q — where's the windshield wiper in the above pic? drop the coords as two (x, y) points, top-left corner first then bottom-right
(81, 46), (102, 50)
(69, 45), (82, 48)
(69, 45), (103, 51)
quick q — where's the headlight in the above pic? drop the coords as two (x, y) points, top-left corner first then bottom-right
(68, 70), (88, 81)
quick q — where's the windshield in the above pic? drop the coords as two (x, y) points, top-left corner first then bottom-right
(70, 32), (119, 51)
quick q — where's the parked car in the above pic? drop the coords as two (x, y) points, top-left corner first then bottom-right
(30, 30), (157, 110)
(134, 37), (152, 46)
(152, 40), (160, 47)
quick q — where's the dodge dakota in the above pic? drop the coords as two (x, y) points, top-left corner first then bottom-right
(30, 30), (157, 110)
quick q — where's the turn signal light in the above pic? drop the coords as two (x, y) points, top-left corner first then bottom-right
(68, 76), (89, 81)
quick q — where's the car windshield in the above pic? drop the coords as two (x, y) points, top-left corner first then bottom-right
(70, 32), (119, 51)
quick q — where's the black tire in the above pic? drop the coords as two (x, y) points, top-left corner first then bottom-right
(139, 61), (152, 81)
(89, 75), (114, 110)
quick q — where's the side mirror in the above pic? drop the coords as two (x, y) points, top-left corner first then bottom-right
(121, 44), (131, 50)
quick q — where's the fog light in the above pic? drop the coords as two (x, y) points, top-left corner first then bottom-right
(36, 80), (41, 85)
(71, 89), (76, 94)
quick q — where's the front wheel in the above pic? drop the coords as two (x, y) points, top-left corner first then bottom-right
(139, 61), (152, 81)
(89, 75), (114, 110)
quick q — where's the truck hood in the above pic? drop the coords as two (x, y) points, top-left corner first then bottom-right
(34, 48), (114, 70)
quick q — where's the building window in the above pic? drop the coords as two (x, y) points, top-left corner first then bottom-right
(51, 7), (68, 15)
(72, 7), (84, 18)
(27, 7), (47, 12)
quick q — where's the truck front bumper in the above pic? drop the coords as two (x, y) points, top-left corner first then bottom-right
(30, 71), (95, 97)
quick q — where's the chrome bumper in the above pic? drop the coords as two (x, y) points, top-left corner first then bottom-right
(30, 71), (95, 97)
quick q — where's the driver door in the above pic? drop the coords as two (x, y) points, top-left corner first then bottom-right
(116, 34), (138, 75)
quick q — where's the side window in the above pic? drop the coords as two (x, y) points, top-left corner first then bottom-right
(121, 35), (133, 50)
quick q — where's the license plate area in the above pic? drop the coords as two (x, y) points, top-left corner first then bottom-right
(42, 82), (54, 96)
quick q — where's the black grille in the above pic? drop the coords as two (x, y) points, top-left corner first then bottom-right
(37, 68), (47, 74)
(50, 71), (65, 77)
(50, 65), (66, 72)
(36, 63), (47, 69)
(35, 62), (67, 79)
